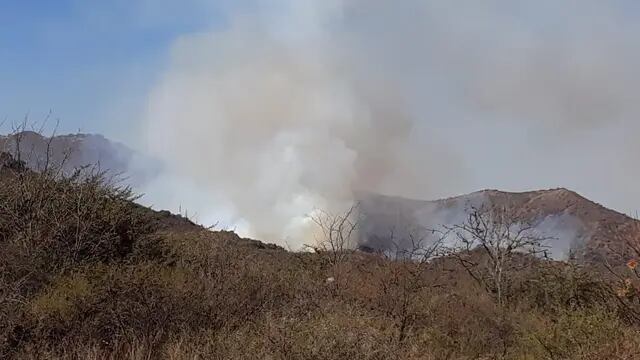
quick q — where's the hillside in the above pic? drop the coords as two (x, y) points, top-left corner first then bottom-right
(358, 189), (640, 263)
(0, 132), (131, 173)
(4, 131), (638, 264)
(1, 152), (640, 358)
(0, 131), (159, 186)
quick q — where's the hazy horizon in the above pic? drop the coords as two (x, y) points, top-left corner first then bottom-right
(3, 1), (640, 244)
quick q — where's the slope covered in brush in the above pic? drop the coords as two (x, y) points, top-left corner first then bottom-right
(358, 188), (640, 263)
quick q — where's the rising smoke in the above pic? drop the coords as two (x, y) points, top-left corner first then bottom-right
(356, 190), (591, 261)
(140, 0), (640, 248)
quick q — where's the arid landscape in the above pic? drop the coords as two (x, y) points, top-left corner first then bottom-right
(1, 132), (640, 359)
(4, 1), (640, 359)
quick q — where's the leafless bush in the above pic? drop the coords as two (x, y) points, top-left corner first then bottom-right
(308, 204), (359, 260)
(368, 227), (444, 344)
(2, 127), (640, 359)
(305, 204), (360, 294)
(0, 126), (155, 357)
(444, 204), (551, 307)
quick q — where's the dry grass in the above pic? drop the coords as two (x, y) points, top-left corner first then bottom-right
(1, 152), (640, 359)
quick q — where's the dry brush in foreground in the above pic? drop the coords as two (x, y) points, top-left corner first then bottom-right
(1, 153), (640, 359)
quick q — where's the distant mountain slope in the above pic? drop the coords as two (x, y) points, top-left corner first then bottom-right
(0, 131), (158, 185)
(0, 131), (131, 172)
(3, 131), (637, 264)
(358, 189), (639, 264)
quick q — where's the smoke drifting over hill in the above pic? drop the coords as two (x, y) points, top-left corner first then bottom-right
(357, 190), (596, 261)
(140, 1), (640, 247)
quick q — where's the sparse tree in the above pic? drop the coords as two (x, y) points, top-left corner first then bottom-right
(445, 204), (551, 307)
(602, 221), (640, 324)
(304, 204), (360, 296)
(378, 226), (444, 344)
(307, 204), (359, 266)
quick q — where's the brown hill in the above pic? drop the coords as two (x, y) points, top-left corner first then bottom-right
(2, 150), (640, 359)
(358, 188), (640, 264)
(3, 131), (637, 264)
(0, 131), (160, 186)
(0, 131), (131, 173)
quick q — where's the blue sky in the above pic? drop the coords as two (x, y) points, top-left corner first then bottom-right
(3, 0), (639, 141)
(0, 0), (235, 139)
(3, 0), (640, 223)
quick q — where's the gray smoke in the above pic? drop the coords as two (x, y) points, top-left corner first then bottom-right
(533, 212), (590, 260)
(357, 191), (590, 260)
(139, 1), (640, 247)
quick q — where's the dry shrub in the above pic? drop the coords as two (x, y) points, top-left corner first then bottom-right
(0, 153), (158, 357)
(524, 309), (640, 360)
(2, 152), (640, 359)
(0, 163), (152, 284)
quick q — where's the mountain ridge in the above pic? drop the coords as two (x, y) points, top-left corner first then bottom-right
(357, 188), (639, 264)
(2, 131), (637, 264)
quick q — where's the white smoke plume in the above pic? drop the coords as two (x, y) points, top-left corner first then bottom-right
(140, 0), (640, 247)
(357, 190), (591, 261)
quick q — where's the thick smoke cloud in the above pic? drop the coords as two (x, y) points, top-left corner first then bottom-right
(141, 0), (640, 247)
